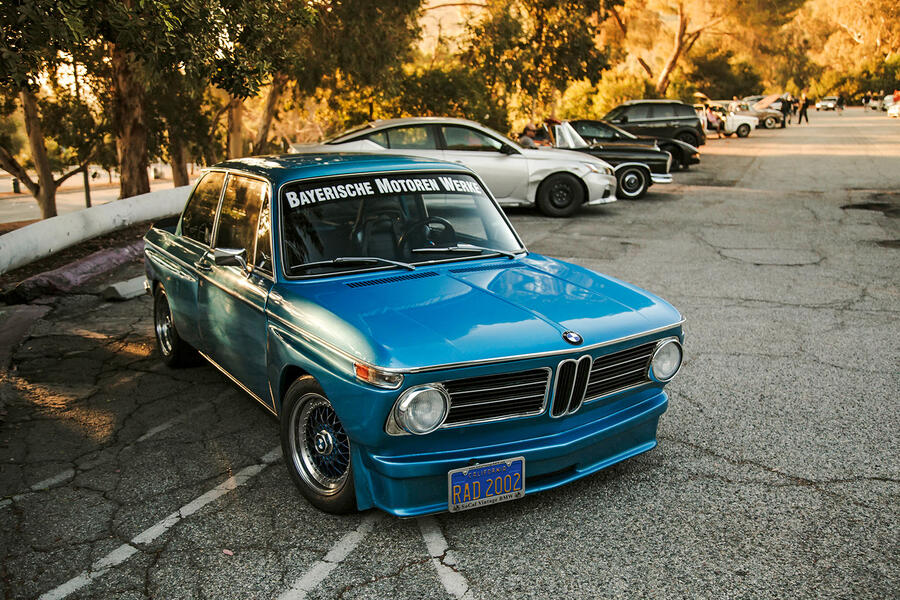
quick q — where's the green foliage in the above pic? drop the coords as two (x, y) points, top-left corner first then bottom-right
(0, 113), (25, 156)
(39, 89), (105, 166)
(676, 46), (762, 100)
(558, 69), (652, 119)
(461, 0), (611, 114)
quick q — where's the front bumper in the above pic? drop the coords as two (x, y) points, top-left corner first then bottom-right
(584, 171), (617, 205)
(354, 389), (668, 517)
(651, 173), (673, 184)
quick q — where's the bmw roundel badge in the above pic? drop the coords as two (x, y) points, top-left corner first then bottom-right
(562, 331), (583, 345)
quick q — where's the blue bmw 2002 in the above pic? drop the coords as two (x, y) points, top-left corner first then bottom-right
(143, 153), (684, 516)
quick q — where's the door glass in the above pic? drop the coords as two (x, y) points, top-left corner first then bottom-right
(654, 105), (676, 118)
(181, 171), (225, 245)
(626, 104), (653, 120)
(441, 126), (503, 151)
(214, 175), (267, 261)
(675, 104), (696, 117)
(386, 126), (438, 149)
(573, 122), (614, 139)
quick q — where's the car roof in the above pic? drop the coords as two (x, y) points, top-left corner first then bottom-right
(622, 99), (690, 105)
(213, 153), (472, 189)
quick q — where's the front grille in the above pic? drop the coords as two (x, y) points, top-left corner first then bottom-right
(585, 341), (656, 401)
(442, 368), (550, 426)
(550, 356), (592, 417)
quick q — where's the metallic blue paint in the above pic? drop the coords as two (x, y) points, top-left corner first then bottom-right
(144, 153), (685, 516)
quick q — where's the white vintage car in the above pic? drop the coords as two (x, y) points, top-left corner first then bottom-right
(702, 104), (759, 138)
(290, 117), (618, 218)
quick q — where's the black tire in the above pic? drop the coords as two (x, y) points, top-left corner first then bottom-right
(535, 173), (585, 218)
(153, 284), (195, 367)
(616, 166), (649, 199)
(674, 131), (699, 147)
(281, 376), (357, 514)
(736, 124), (751, 138)
(763, 116), (777, 129)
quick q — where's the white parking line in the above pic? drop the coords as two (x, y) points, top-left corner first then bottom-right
(38, 446), (282, 600)
(418, 516), (475, 600)
(276, 511), (385, 600)
(1, 405), (209, 510)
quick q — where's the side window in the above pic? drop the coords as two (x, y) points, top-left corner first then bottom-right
(364, 131), (388, 147)
(181, 171), (225, 245)
(214, 175), (267, 264)
(386, 126), (438, 149)
(626, 104), (653, 120)
(574, 122), (614, 139)
(254, 195), (272, 274)
(441, 126), (502, 151)
(675, 104), (696, 117)
(654, 104), (676, 119)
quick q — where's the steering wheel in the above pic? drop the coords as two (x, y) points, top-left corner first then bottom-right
(398, 216), (458, 255)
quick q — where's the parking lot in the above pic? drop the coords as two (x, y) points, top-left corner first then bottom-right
(1, 109), (898, 599)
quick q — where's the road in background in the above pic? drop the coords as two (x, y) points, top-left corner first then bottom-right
(0, 108), (897, 599)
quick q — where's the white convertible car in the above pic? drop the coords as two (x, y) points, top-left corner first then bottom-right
(290, 117), (618, 217)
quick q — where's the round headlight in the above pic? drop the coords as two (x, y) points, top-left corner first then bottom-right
(650, 339), (683, 382)
(395, 385), (450, 435)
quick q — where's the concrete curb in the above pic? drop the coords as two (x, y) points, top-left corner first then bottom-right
(0, 185), (191, 275)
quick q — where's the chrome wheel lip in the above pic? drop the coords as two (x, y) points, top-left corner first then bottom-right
(289, 394), (350, 495)
(620, 170), (645, 195)
(154, 291), (174, 356)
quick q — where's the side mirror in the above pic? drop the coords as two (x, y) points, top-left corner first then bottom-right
(214, 247), (248, 271)
(618, 115), (628, 123)
(499, 143), (517, 155)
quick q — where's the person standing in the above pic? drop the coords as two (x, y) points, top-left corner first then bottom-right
(798, 93), (809, 124)
(837, 93), (845, 115)
(780, 95), (791, 127)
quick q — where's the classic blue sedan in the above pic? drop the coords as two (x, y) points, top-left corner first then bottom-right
(143, 154), (684, 516)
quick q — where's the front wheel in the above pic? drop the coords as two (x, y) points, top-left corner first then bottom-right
(153, 284), (195, 367)
(281, 377), (356, 514)
(763, 116), (777, 129)
(616, 166), (649, 199)
(736, 124), (751, 138)
(536, 173), (584, 218)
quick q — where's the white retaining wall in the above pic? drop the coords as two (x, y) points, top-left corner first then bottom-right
(0, 185), (192, 275)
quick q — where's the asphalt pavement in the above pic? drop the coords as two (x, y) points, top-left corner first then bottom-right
(1, 108), (898, 599)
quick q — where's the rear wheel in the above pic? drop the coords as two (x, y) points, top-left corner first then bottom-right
(616, 166), (649, 199)
(153, 284), (195, 367)
(674, 131), (699, 147)
(736, 124), (751, 138)
(536, 173), (584, 218)
(281, 377), (357, 514)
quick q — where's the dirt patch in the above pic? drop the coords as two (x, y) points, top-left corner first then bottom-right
(840, 202), (900, 218)
(0, 220), (153, 291)
(0, 219), (39, 235)
(875, 239), (900, 249)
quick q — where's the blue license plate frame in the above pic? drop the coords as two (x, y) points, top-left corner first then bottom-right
(447, 456), (525, 513)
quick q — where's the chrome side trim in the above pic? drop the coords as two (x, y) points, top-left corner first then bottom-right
(265, 312), (684, 375)
(651, 173), (673, 184)
(198, 350), (276, 416)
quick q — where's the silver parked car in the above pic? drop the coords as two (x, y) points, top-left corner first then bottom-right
(290, 117), (617, 217)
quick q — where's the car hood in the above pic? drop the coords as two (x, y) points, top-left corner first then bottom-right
(268, 254), (682, 371)
(519, 146), (612, 168)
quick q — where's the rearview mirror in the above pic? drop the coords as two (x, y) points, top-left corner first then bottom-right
(214, 247), (248, 271)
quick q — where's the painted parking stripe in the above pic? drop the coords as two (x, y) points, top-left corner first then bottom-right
(1, 405), (209, 510)
(38, 446), (282, 600)
(418, 516), (476, 600)
(276, 511), (385, 600)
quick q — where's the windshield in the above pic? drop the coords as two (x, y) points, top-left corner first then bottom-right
(604, 106), (627, 121)
(279, 172), (524, 277)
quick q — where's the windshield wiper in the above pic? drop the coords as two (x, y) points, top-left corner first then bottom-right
(290, 256), (416, 272)
(410, 244), (519, 259)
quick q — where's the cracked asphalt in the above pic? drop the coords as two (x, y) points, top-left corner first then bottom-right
(1, 109), (898, 599)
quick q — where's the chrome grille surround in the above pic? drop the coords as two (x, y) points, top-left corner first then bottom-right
(550, 355), (593, 418)
(440, 367), (552, 427)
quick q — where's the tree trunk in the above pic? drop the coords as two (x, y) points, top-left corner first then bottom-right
(19, 89), (57, 219)
(168, 134), (189, 187)
(654, 5), (688, 96)
(227, 96), (244, 159)
(252, 73), (287, 155)
(111, 43), (150, 198)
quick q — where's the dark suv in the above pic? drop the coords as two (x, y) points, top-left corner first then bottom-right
(603, 100), (706, 147)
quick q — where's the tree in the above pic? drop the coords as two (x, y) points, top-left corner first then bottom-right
(0, 0), (97, 218)
(461, 0), (611, 120)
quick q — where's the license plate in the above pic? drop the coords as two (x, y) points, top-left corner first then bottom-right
(447, 456), (525, 513)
